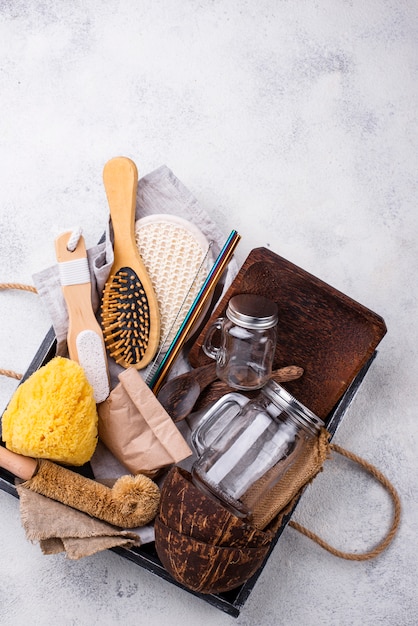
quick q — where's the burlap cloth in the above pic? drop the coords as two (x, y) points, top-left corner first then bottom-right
(16, 483), (142, 560)
(242, 428), (331, 531)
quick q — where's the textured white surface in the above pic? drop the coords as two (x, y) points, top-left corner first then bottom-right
(135, 215), (212, 347)
(0, 2), (417, 624)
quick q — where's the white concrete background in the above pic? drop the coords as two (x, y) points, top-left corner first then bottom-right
(0, 1), (417, 624)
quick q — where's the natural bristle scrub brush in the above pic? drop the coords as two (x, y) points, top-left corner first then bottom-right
(101, 157), (160, 369)
(0, 445), (160, 528)
(55, 231), (110, 403)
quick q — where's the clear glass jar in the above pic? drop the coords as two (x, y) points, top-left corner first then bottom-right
(202, 293), (278, 390)
(192, 380), (324, 519)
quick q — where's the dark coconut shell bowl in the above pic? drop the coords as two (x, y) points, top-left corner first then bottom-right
(154, 466), (274, 594)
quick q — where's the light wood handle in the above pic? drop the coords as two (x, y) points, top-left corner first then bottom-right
(55, 231), (110, 401)
(0, 446), (38, 481)
(55, 232), (101, 361)
(103, 157), (138, 262)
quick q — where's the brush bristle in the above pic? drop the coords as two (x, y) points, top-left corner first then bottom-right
(101, 267), (151, 367)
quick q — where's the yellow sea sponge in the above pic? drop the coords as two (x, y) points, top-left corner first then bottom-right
(2, 356), (98, 465)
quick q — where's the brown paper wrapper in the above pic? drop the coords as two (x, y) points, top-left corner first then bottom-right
(98, 368), (192, 476)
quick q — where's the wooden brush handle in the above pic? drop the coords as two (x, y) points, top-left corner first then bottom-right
(55, 232), (103, 360)
(103, 157), (139, 263)
(0, 445), (37, 481)
(55, 231), (110, 402)
(0, 446), (159, 527)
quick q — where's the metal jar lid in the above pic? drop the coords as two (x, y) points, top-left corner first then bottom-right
(262, 380), (324, 434)
(226, 294), (278, 330)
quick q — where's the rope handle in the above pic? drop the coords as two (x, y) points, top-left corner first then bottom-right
(0, 283), (39, 380)
(0, 230), (82, 380)
(289, 442), (401, 561)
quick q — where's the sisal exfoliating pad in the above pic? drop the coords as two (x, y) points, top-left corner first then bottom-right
(2, 356), (98, 465)
(134, 214), (213, 351)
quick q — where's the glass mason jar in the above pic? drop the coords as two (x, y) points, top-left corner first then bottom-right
(202, 293), (278, 390)
(191, 380), (324, 519)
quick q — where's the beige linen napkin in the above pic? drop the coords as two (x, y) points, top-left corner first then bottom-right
(16, 483), (141, 560)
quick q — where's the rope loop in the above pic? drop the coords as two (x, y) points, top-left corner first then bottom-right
(66, 227), (82, 252)
(0, 283), (37, 294)
(0, 282), (38, 380)
(289, 443), (401, 561)
(0, 369), (22, 380)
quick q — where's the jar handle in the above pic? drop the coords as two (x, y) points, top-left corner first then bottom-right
(191, 392), (249, 455)
(201, 317), (224, 360)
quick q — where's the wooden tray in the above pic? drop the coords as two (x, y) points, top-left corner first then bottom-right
(0, 248), (387, 617)
(188, 247), (387, 420)
(0, 348), (378, 618)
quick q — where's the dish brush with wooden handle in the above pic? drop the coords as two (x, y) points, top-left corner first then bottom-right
(0, 445), (160, 528)
(101, 157), (161, 369)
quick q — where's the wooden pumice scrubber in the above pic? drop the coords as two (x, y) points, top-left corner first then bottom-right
(101, 157), (160, 369)
(55, 231), (110, 403)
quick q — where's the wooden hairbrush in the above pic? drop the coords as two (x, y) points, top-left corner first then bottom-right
(100, 157), (160, 369)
